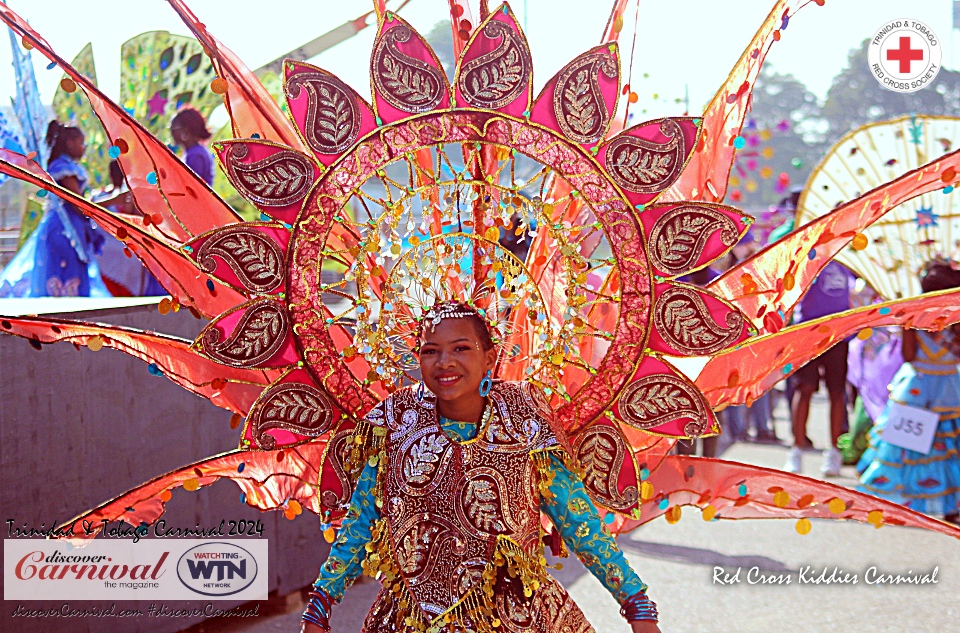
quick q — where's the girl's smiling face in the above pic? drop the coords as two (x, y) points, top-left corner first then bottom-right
(418, 317), (496, 410)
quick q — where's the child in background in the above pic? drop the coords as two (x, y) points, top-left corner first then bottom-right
(784, 260), (855, 476)
(93, 160), (165, 296)
(0, 121), (110, 297)
(170, 108), (214, 186)
(858, 261), (960, 524)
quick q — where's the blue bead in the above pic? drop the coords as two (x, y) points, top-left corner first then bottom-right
(657, 498), (669, 511)
(879, 306), (891, 315)
(604, 512), (616, 525)
(738, 484), (747, 496)
(782, 363), (793, 374)
(639, 468), (649, 481)
(238, 462), (245, 473)
(944, 185), (955, 194)
(206, 279), (215, 291)
(733, 136), (746, 149)
(240, 493), (247, 504)
(146, 171), (158, 185)
(108, 145), (121, 159)
(808, 248), (816, 260)
(46, 62), (57, 70)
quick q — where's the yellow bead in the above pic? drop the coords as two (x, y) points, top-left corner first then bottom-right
(828, 498), (846, 514)
(773, 490), (790, 508)
(640, 481), (654, 500)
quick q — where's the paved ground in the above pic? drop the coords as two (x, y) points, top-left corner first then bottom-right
(201, 391), (960, 632)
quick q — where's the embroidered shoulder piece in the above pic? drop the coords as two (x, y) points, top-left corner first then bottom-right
(521, 381), (572, 455)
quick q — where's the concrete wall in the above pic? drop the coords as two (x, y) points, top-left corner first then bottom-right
(1, 303), (328, 633)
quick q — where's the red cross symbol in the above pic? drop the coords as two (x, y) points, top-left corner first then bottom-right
(886, 36), (924, 73)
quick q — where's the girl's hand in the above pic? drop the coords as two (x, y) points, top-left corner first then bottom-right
(631, 621), (662, 633)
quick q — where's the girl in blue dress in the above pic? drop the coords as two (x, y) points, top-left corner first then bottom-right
(170, 108), (214, 186)
(0, 121), (108, 297)
(858, 262), (960, 524)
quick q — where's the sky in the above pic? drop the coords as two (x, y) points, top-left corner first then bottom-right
(0, 0), (957, 123)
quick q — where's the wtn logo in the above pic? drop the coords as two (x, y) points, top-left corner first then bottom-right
(185, 558), (247, 581)
(177, 543), (258, 597)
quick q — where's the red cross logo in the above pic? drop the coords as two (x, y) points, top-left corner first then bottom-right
(886, 36), (924, 73)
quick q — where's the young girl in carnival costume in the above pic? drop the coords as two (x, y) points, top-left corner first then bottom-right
(170, 107), (215, 186)
(301, 301), (660, 633)
(858, 261), (960, 524)
(0, 121), (111, 297)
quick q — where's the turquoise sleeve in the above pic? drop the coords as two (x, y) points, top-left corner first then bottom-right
(539, 450), (647, 602)
(313, 459), (381, 600)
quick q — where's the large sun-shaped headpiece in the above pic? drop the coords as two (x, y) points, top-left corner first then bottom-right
(184, 3), (754, 520)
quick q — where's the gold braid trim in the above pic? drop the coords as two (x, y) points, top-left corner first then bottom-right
(342, 420), (388, 480)
(362, 525), (549, 632)
(530, 446), (574, 559)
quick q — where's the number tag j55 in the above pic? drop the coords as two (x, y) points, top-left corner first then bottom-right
(881, 402), (939, 455)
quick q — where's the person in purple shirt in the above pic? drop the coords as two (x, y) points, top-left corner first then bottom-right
(785, 260), (855, 476)
(170, 108), (214, 186)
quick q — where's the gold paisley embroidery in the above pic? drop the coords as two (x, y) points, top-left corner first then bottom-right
(619, 374), (710, 437)
(196, 225), (285, 294)
(606, 119), (685, 194)
(574, 425), (638, 511)
(285, 71), (362, 154)
(552, 51), (617, 145)
(402, 432), (448, 485)
(654, 285), (744, 355)
(648, 205), (739, 276)
(372, 25), (445, 113)
(464, 477), (506, 533)
(247, 381), (335, 449)
(321, 427), (356, 512)
(397, 522), (441, 576)
(198, 299), (287, 368)
(457, 20), (530, 109)
(223, 143), (315, 207)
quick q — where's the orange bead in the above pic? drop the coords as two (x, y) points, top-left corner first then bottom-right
(211, 78), (228, 95)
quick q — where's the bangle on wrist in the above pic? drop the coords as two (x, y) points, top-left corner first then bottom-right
(620, 590), (658, 623)
(302, 585), (334, 630)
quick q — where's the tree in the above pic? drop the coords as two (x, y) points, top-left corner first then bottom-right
(733, 67), (826, 208)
